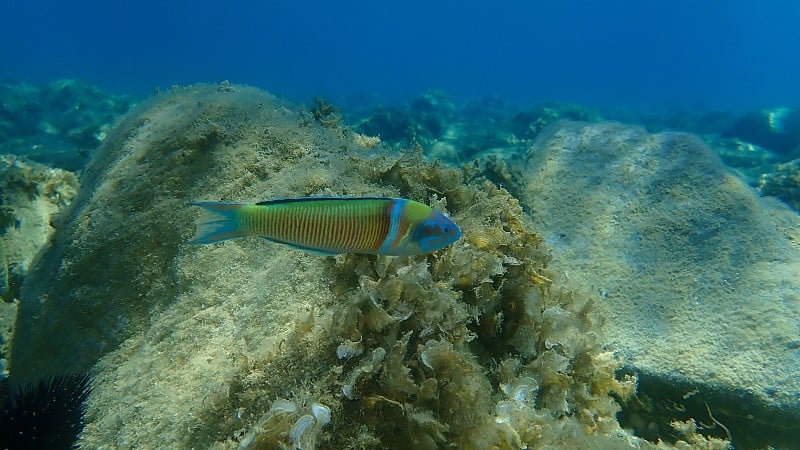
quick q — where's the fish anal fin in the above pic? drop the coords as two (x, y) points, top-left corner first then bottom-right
(260, 237), (339, 256)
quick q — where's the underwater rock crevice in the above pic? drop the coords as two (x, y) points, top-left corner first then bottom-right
(617, 367), (799, 450)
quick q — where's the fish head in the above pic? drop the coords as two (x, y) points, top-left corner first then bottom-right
(412, 210), (462, 253)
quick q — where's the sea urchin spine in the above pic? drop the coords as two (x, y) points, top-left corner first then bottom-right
(0, 373), (92, 450)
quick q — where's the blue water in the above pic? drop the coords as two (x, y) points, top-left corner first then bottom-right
(2, 0), (799, 111)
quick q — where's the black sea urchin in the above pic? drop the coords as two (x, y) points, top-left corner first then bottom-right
(0, 373), (92, 450)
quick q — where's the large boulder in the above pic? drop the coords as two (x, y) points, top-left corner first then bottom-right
(524, 121), (800, 447)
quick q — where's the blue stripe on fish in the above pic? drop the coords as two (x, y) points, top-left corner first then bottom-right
(379, 200), (404, 254)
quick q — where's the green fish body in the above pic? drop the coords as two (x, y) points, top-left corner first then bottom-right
(190, 197), (461, 256)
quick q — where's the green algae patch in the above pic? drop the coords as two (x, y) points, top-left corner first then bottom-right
(9, 84), (727, 448)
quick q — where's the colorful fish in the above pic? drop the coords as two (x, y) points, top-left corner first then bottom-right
(190, 197), (461, 256)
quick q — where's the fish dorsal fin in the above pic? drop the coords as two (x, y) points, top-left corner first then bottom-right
(256, 196), (396, 206)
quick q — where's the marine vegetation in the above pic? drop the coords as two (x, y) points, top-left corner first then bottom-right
(0, 79), (132, 170)
(309, 97), (342, 128)
(0, 155), (78, 301)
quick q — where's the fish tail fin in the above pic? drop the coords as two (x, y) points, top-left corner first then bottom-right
(189, 202), (248, 244)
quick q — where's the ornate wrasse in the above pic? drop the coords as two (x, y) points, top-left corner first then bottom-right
(189, 197), (461, 256)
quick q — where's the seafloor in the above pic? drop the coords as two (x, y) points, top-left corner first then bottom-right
(2, 80), (800, 449)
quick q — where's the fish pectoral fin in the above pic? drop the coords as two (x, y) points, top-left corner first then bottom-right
(260, 237), (339, 256)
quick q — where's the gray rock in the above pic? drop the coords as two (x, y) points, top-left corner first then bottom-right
(523, 121), (800, 442)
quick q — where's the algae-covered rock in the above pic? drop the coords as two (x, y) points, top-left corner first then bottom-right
(0, 155), (78, 301)
(349, 91), (528, 166)
(523, 120), (800, 449)
(0, 79), (133, 170)
(509, 102), (600, 141)
(0, 154), (78, 385)
(760, 157), (800, 211)
(10, 85), (727, 449)
(722, 107), (800, 158)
